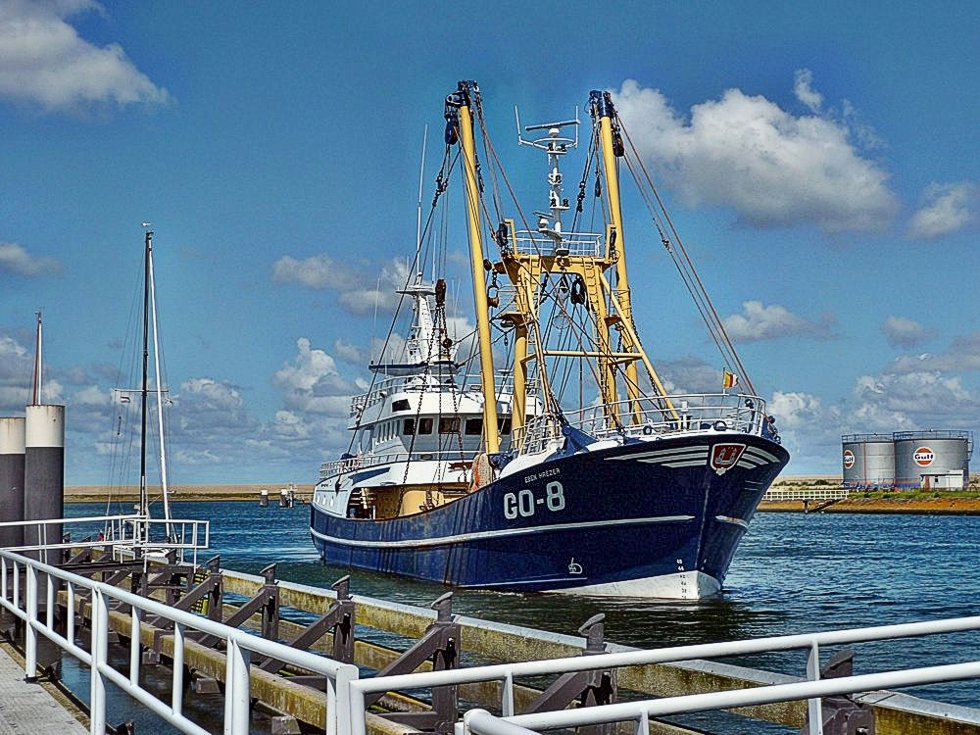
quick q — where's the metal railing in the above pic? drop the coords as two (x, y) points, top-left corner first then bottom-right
(0, 550), (359, 735)
(319, 449), (481, 481)
(763, 488), (851, 501)
(344, 615), (980, 735)
(516, 393), (770, 454)
(0, 514), (210, 567)
(511, 230), (604, 258)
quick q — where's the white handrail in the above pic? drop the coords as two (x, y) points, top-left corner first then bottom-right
(348, 614), (980, 735)
(457, 662), (980, 734)
(0, 550), (359, 735)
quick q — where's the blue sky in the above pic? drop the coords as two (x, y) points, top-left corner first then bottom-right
(1, 1), (978, 484)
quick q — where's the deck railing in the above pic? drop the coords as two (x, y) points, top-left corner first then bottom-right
(515, 393), (771, 454)
(0, 549), (359, 735)
(319, 449), (480, 481)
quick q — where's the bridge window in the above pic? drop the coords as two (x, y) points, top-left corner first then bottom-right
(419, 417), (433, 434)
(392, 399), (410, 412)
(439, 417), (460, 434)
(465, 417), (483, 436)
(403, 418), (416, 435)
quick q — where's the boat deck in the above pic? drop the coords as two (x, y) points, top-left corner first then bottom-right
(0, 645), (86, 735)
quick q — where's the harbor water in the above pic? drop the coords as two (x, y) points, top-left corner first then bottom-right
(62, 501), (980, 732)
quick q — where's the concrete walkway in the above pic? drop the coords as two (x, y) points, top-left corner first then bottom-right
(0, 645), (87, 734)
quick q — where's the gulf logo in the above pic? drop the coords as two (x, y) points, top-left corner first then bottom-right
(843, 449), (855, 470)
(913, 446), (935, 467)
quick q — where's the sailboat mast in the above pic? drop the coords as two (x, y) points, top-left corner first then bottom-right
(148, 246), (172, 522)
(451, 81), (500, 454)
(139, 230), (151, 518)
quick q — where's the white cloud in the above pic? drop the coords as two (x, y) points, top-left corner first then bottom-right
(0, 242), (61, 276)
(852, 370), (977, 427)
(611, 76), (898, 233)
(273, 255), (416, 317)
(274, 337), (354, 415)
(907, 182), (977, 240)
(722, 301), (835, 342)
(272, 254), (361, 290)
(793, 68), (823, 112)
(337, 259), (411, 315)
(0, 0), (171, 112)
(882, 316), (935, 349)
(768, 390), (826, 430)
(886, 332), (980, 375)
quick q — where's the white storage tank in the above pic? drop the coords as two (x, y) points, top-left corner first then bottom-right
(893, 430), (972, 490)
(841, 434), (895, 488)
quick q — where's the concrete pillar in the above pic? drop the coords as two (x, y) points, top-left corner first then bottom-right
(0, 417), (26, 549)
(24, 405), (65, 564)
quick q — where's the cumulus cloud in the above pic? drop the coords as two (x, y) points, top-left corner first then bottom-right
(273, 255), (415, 317)
(886, 332), (980, 375)
(882, 316), (935, 350)
(793, 68), (823, 112)
(338, 259), (412, 315)
(907, 182), (977, 240)
(274, 337), (355, 415)
(852, 370), (977, 427)
(0, 0), (171, 112)
(611, 75), (898, 233)
(0, 242), (61, 276)
(722, 301), (836, 342)
(272, 254), (361, 291)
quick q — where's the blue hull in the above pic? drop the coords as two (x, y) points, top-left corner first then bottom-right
(310, 434), (787, 594)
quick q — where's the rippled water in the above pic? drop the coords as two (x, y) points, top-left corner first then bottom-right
(63, 502), (980, 732)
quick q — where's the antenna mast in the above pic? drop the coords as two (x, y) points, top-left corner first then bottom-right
(31, 311), (42, 405)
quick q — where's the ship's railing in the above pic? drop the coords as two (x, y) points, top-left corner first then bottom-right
(0, 514), (210, 567)
(515, 393), (770, 454)
(510, 230), (604, 258)
(348, 373), (527, 418)
(342, 615), (980, 735)
(0, 549), (359, 735)
(319, 449), (480, 481)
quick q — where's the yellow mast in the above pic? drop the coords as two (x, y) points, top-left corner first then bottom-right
(449, 82), (500, 454)
(591, 91), (644, 423)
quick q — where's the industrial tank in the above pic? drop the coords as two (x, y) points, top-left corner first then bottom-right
(841, 434), (895, 488)
(893, 430), (972, 489)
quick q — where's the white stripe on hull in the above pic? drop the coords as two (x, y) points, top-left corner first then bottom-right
(549, 570), (721, 600)
(310, 513), (694, 549)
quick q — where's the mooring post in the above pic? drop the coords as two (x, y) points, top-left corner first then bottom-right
(260, 563), (279, 641)
(521, 614), (616, 735)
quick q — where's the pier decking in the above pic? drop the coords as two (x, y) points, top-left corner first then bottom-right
(0, 645), (86, 735)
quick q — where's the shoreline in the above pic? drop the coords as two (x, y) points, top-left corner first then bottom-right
(66, 485), (980, 515)
(65, 484), (315, 504)
(758, 496), (980, 515)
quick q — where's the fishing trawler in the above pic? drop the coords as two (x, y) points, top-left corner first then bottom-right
(310, 82), (788, 598)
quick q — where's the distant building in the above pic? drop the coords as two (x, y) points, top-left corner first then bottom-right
(841, 430), (972, 490)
